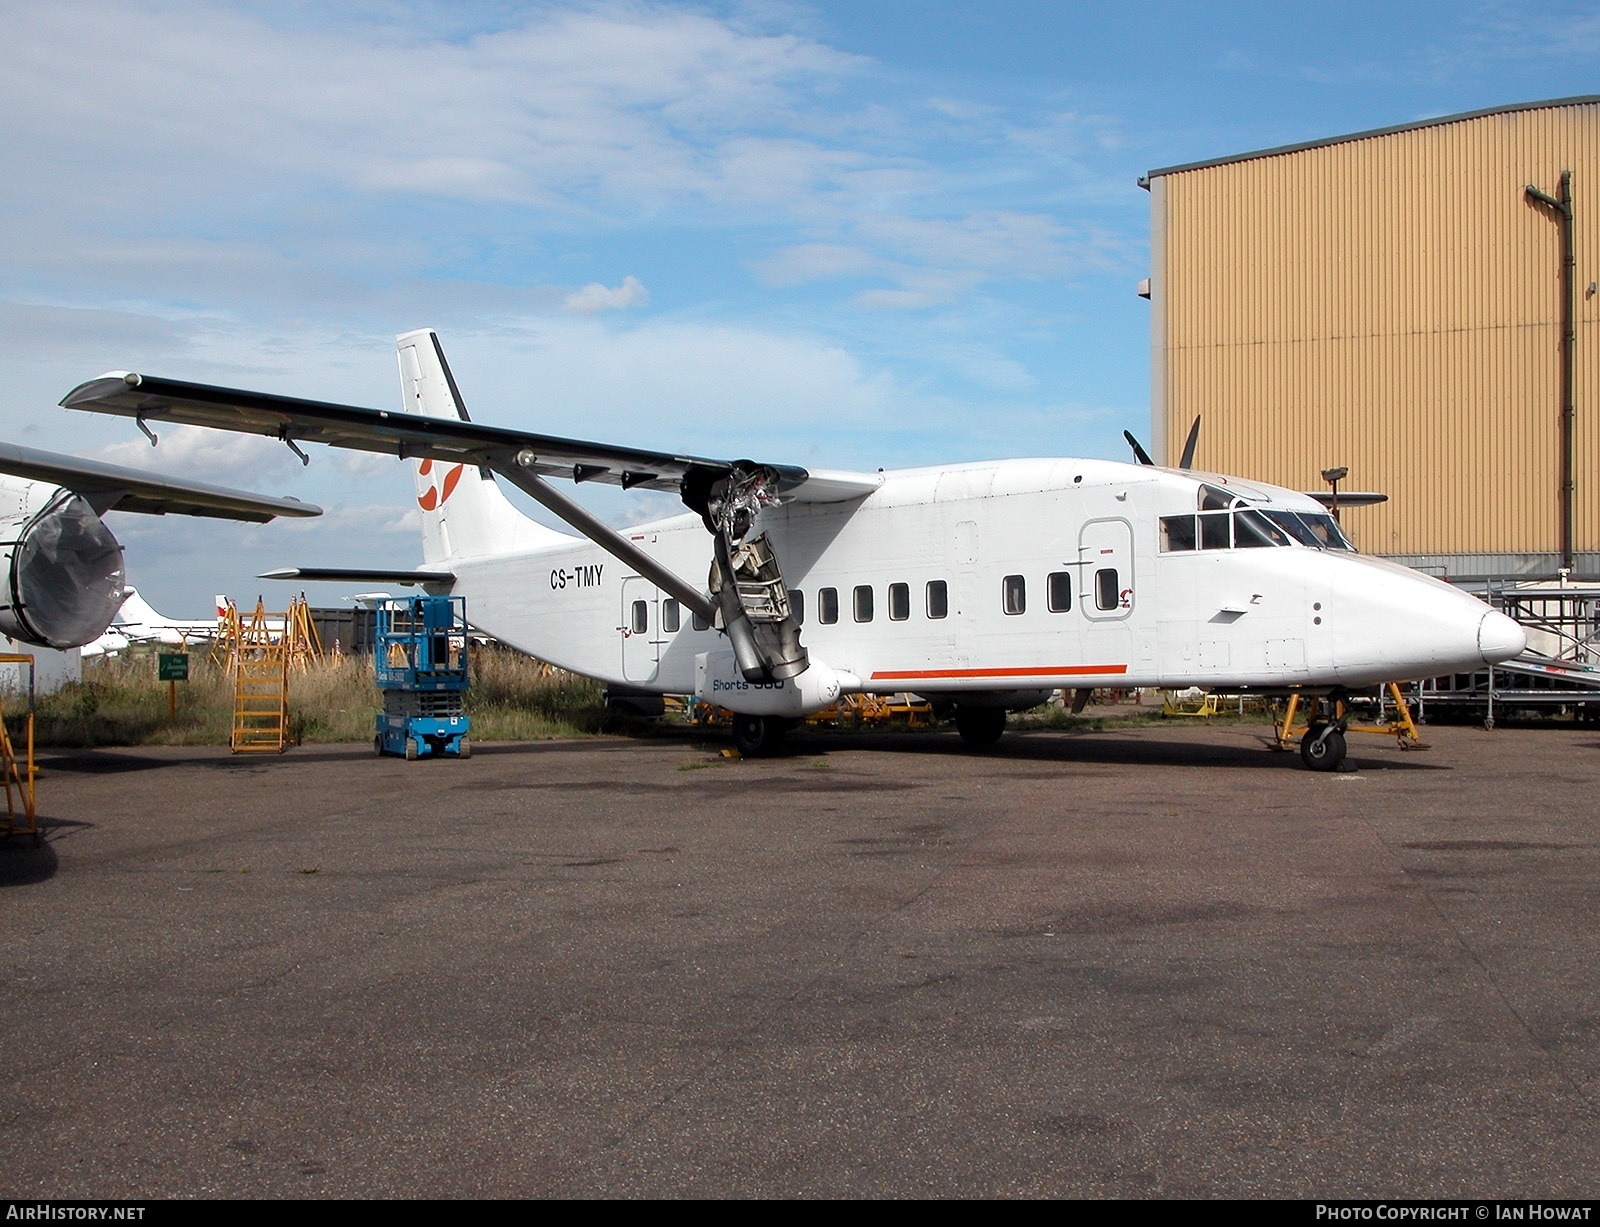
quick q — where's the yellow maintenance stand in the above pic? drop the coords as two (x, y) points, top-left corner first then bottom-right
(220, 596), (322, 753)
(0, 655), (38, 845)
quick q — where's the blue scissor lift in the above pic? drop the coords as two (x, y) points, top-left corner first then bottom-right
(374, 595), (471, 760)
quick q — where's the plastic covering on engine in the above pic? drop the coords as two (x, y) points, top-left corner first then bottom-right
(0, 489), (125, 649)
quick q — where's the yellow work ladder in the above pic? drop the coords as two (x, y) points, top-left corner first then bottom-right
(231, 641), (290, 753)
(0, 654), (37, 844)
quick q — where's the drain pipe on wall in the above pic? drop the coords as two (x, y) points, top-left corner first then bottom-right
(1525, 172), (1576, 572)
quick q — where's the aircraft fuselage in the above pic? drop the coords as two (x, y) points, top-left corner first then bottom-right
(447, 457), (1518, 707)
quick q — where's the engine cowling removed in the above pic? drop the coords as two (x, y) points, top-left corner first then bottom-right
(0, 487), (125, 649)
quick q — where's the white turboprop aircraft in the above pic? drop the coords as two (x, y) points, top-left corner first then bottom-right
(62, 330), (1525, 770)
(0, 441), (320, 653)
(81, 587), (231, 657)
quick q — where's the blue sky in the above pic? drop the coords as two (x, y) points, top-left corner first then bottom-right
(2, 0), (1597, 614)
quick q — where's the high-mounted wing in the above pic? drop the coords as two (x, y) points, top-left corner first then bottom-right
(64, 335), (883, 685)
(60, 372), (881, 504)
(0, 441), (322, 523)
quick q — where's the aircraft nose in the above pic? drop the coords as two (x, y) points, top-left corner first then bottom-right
(1478, 609), (1526, 665)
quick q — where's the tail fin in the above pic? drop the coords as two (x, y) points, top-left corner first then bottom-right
(115, 586), (158, 627)
(396, 329), (571, 563)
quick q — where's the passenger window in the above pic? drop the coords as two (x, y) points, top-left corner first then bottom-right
(888, 582), (909, 621)
(819, 587), (839, 625)
(791, 588), (804, 625)
(1095, 568), (1120, 611)
(662, 599), (680, 633)
(1003, 574), (1026, 615)
(692, 607), (711, 632)
(631, 600), (648, 634)
(1161, 515), (1196, 552)
(853, 585), (874, 622)
(1199, 511), (1230, 550)
(926, 580), (948, 619)
(1047, 572), (1072, 612)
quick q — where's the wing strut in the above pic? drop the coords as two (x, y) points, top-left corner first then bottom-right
(498, 454), (716, 624)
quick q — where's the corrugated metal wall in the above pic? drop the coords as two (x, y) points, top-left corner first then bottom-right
(1152, 101), (1600, 560)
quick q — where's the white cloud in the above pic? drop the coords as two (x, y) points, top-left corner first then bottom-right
(752, 243), (881, 286)
(96, 424), (304, 491)
(562, 276), (650, 314)
(0, 1), (1159, 615)
(1, 2), (867, 216)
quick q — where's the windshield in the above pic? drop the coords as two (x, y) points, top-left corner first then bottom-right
(1263, 510), (1355, 551)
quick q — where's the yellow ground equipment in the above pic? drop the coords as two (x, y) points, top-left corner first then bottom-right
(1273, 684), (1429, 756)
(1160, 690), (1272, 718)
(668, 692), (935, 731)
(0, 655), (37, 845)
(218, 596), (321, 753)
(231, 639), (289, 753)
(215, 596), (322, 676)
(1161, 690), (1225, 718)
(806, 692), (935, 730)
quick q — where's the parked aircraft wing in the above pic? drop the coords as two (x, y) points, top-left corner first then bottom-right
(258, 567), (455, 586)
(1304, 491), (1388, 508)
(0, 441), (323, 522)
(61, 373), (882, 504)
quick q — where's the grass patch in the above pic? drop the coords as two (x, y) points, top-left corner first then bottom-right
(7, 645), (607, 748)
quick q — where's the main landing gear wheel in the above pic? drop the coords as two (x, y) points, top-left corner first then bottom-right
(1300, 724), (1347, 772)
(731, 714), (789, 757)
(954, 705), (1006, 747)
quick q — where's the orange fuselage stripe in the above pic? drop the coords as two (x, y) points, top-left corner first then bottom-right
(869, 664), (1128, 681)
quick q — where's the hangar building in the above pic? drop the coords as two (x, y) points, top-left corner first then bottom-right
(1141, 96), (1599, 582)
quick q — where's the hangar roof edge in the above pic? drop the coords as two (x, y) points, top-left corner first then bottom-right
(1140, 95), (1600, 187)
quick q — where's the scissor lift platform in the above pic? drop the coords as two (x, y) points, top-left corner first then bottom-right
(374, 596), (471, 760)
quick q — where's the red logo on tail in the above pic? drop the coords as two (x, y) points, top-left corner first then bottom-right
(417, 459), (465, 511)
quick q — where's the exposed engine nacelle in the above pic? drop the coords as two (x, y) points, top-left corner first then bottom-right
(0, 485), (125, 649)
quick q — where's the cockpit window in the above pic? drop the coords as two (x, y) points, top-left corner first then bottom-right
(1303, 513), (1354, 551)
(1234, 509), (1290, 548)
(1263, 510), (1355, 551)
(1199, 484), (1234, 511)
(1161, 515), (1197, 551)
(1199, 511), (1231, 550)
(1160, 505), (1346, 553)
(1263, 510), (1322, 547)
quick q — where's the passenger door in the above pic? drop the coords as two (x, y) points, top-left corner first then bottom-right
(620, 577), (659, 683)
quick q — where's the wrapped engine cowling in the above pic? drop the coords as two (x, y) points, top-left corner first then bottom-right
(0, 487), (125, 649)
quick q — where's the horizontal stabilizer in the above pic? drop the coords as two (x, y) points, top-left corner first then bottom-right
(258, 567), (455, 586)
(61, 372), (881, 504)
(0, 441), (322, 522)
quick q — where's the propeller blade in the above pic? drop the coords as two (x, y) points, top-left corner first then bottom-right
(1123, 431), (1155, 466)
(1178, 415), (1202, 470)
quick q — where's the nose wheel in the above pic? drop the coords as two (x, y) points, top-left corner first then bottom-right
(1297, 689), (1351, 771)
(1299, 723), (1347, 771)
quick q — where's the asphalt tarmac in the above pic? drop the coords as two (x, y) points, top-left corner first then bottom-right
(1, 720), (1596, 1198)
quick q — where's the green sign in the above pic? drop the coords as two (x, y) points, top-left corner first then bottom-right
(158, 653), (189, 682)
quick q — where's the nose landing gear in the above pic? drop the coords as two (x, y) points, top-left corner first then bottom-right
(1280, 690), (1352, 772)
(1299, 721), (1347, 772)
